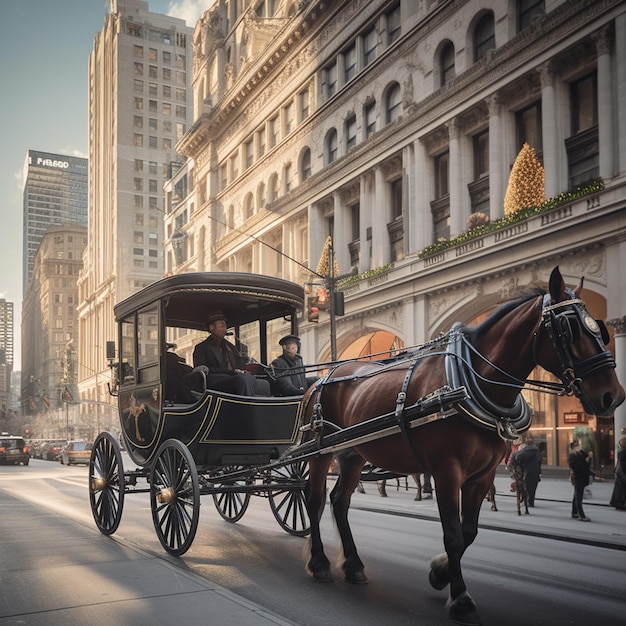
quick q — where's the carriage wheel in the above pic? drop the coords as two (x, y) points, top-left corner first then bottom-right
(150, 439), (200, 556)
(212, 466), (251, 523)
(268, 459), (311, 537)
(89, 432), (125, 536)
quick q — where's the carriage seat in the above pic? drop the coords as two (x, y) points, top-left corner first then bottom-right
(165, 351), (207, 404)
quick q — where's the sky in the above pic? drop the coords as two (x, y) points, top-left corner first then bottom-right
(0, 0), (210, 368)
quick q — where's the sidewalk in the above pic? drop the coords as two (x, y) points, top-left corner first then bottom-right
(349, 472), (626, 549)
(0, 489), (297, 626)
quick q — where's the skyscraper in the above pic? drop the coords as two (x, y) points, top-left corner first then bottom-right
(0, 299), (14, 418)
(77, 0), (193, 405)
(22, 150), (88, 292)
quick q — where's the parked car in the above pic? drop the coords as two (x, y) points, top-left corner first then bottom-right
(0, 434), (30, 465)
(60, 441), (92, 465)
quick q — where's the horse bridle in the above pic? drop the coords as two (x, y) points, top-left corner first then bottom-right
(533, 289), (615, 398)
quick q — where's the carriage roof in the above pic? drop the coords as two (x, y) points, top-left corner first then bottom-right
(114, 272), (304, 331)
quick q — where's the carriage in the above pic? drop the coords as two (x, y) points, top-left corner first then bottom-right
(89, 268), (623, 625)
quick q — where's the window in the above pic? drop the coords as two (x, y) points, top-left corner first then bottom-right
(473, 130), (489, 179)
(244, 193), (254, 219)
(134, 62), (143, 75)
(268, 116), (279, 148)
(134, 177), (143, 191)
(516, 101), (542, 154)
(149, 100), (157, 112)
(325, 62), (337, 98)
(134, 159), (144, 172)
(134, 231), (144, 244)
(176, 88), (186, 102)
(244, 139), (254, 169)
(163, 138), (172, 150)
(284, 162), (292, 193)
(134, 45), (143, 58)
(134, 79), (144, 92)
(175, 105), (186, 118)
(148, 48), (157, 61)
(300, 147), (311, 182)
(474, 12), (495, 62)
(365, 101), (376, 137)
(149, 82), (157, 96)
(149, 65), (158, 79)
(163, 102), (171, 115)
(284, 101), (294, 135)
(135, 213), (144, 226)
(326, 129), (338, 164)
(134, 115), (143, 129)
(345, 114), (357, 150)
(163, 85), (171, 99)
(386, 3), (401, 44)
(363, 27), (377, 66)
(386, 83), (401, 124)
(163, 67), (171, 81)
(149, 118), (157, 131)
(435, 151), (449, 199)
(163, 119), (171, 133)
(163, 50), (171, 64)
(134, 97), (143, 110)
(134, 134), (143, 147)
(134, 195), (144, 208)
(268, 173), (280, 202)
(571, 73), (597, 134)
(220, 164), (228, 190)
(149, 179), (158, 193)
(440, 41), (455, 86)
(344, 43), (357, 83)
(518, 0), (545, 32)
(149, 136), (157, 149)
(299, 87), (310, 121)
(390, 178), (402, 220)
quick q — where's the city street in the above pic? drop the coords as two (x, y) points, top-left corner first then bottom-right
(1, 459), (625, 625)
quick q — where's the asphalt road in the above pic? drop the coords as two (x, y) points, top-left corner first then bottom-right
(2, 459), (625, 626)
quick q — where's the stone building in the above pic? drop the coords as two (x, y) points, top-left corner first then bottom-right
(164, 0), (625, 470)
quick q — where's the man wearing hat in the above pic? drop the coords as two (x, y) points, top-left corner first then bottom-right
(193, 311), (269, 396)
(270, 335), (317, 396)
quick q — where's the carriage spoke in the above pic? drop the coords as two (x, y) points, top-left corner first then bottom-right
(268, 461), (310, 537)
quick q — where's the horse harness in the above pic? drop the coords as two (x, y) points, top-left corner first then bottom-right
(301, 290), (615, 458)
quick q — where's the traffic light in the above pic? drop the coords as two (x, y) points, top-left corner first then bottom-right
(307, 297), (319, 323)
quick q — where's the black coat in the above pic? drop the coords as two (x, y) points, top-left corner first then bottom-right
(511, 444), (542, 486)
(270, 353), (316, 396)
(193, 336), (245, 374)
(568, 449), (593, 487)
(610, 448), (626, 509)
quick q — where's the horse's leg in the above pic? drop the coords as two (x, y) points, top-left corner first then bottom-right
(377, 479), (387, 496)
(430, 472), (487, 626)
(412, 473), (422, 501)
(331, 450), (368, 584)
(489, 484), (497, 511)
(305, 454), (334, 583)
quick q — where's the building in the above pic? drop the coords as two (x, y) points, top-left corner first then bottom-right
(21, 224), (87, 438)
(169, 0), (626, 471)
(0, 299), (14, 422)
(21, 150), (88, 293)
(77, 0), (193, 409)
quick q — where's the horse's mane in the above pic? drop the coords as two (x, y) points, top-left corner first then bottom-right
(468, 288), (545, 340)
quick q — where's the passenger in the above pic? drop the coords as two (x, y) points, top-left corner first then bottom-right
(193, 310), (270, 396)
(270, 335), (318, 396)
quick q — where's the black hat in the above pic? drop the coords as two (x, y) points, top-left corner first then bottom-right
(279, 334), (300, 346)
(207, 310), (227, 325)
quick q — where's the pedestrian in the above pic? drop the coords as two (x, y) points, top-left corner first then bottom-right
(568, 440), (596, 522)
(509, 435), (542, 506)
(193, 310), (270, 396)
(609, 437), (626, 510)
(269, 335), (317, 396)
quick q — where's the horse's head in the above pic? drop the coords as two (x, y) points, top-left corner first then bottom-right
(534, 267), (624, 416)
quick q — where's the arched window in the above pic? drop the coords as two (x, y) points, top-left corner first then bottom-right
(257, 182), (266, 209)
(326, 129), (338, 165)
(244, 192), (254, 219)
(299, 147), (311, 182)
(474, 12), (495, 62)
(440, 41), (455, 87)
(268, 173), (279, 202)
(386, 82), (401, 124)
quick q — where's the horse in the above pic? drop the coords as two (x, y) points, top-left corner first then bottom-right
(301, 267), (624, 626)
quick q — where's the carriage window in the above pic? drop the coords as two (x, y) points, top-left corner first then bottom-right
(137, 305), (160, 381)
(120, 318), (136, 385)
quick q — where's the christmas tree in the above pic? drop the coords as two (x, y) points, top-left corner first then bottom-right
(503, 143), (545, 216)
(316, 236), (340, 277)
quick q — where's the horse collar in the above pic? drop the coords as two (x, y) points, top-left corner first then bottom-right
(444, 323), (531, 440)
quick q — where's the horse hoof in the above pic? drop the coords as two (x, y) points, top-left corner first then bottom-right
(428, 568), (448, 591)
(345, 570), (368, 584)
(446, 591), (481, 626)
(312, 570), (334, 583)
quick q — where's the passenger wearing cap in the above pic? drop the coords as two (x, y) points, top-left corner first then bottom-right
(193, 311), (270, 396)
(270, 335), (318, 396)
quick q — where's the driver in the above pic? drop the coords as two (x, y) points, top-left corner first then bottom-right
(193, 311), (270, 396)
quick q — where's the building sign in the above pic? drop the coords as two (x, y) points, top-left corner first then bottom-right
(563, 412), (588, 424)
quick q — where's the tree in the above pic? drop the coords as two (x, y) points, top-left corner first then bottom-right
(504, 143), (545, 216)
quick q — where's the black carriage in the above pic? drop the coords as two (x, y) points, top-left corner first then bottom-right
(89, 272), (311, 555)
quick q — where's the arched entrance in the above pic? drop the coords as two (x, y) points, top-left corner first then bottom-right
(339, 330), (404, 361)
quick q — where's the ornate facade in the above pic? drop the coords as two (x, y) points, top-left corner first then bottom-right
(165, 0), (626, 470)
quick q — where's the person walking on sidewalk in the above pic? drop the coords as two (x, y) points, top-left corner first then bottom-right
(609, 437), (626, 510)
(568, 440), (596, 521)
(510, 436), (542, 507)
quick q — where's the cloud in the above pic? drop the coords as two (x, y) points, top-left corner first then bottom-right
(166, 0), (213, 26)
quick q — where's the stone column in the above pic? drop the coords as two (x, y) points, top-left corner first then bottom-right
(332, 190), (349, 273)
(359, 174), (371, 273)
(308, 203), (326, 276)
(487, 93), (505, 220)
(538, 62), (560, 198)
(616, 14), (626, 177)
(371, 166), (390, 268)
(447, 119), (465, 237)
(608, 317), (626, 464)
(409, 138), (432, 252)
(593, 25), (615, 180)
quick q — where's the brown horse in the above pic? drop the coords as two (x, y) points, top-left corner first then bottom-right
(302, 267), (624, 626)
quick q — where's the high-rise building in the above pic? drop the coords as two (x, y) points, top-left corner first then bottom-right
(77, 0), (193, 407)
(22, 150), (88, 292)
(0, 299), (14, 418)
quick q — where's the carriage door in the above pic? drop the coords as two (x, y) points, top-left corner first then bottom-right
(118, 304), (161, 450)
